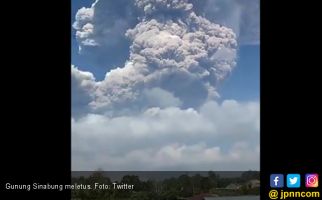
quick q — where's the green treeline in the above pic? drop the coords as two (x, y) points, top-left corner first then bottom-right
(71, 171), (259, 200)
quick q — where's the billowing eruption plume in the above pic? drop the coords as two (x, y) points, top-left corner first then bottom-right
(73, 0), (237, 114)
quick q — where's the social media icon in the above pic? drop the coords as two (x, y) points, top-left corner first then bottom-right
(287, 174), (300, 188)
(305, 174), (318, 188)
(270, 174), (284, 188)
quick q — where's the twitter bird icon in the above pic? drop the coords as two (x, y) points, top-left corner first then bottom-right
(287, 174), (301, 188)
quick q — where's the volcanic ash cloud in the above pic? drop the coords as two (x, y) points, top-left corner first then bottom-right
(74, 0), (238, 113)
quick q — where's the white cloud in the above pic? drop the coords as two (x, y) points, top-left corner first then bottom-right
(73, 7), (94, 30)
(72, 100), (259, 170)
(72, 0), (141, 68)
(73, 0), (132, 49)
(71, 65), (97, 116)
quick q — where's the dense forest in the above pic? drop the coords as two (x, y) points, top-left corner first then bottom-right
(71, 171), (259, 200)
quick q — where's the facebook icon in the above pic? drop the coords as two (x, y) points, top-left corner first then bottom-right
(270, 174), (284, 188)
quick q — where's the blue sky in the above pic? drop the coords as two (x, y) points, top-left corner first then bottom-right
(219, 45), (259, 101)
(71, 0), (260, 171)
